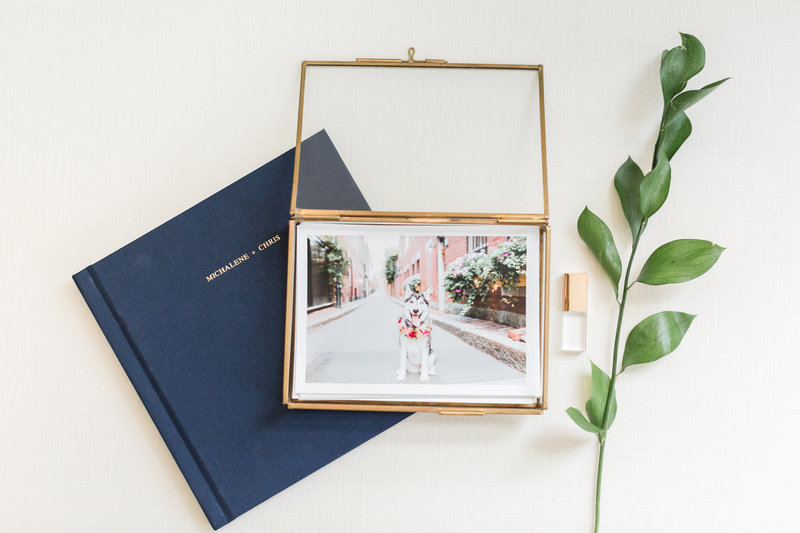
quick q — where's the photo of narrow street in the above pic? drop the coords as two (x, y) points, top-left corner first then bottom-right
(306, 290), (526, 385)
(298, 227), (534, 390)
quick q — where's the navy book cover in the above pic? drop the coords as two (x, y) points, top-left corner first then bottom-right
(73, 131), (409, 529)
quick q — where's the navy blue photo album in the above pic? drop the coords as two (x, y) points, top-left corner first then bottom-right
(73, 130), (410, 529)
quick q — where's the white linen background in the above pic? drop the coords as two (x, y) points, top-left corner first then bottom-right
(2, 1), (797, 531)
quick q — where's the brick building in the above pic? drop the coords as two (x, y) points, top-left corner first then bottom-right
(340, 235), (372, 303)
(390, 236), (441, 305)
(389, 235), (524, 326)
(307, 235), (374, 310)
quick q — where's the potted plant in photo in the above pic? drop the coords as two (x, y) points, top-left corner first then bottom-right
(403, 274), (421, 294)
(321, 236), (350, 306)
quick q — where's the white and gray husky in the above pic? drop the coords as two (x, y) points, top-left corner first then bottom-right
(396, 286), (436, 382)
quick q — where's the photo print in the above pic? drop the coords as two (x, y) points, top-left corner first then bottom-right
(291, 222), (542, 405)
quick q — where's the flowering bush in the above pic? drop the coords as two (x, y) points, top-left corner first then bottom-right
(443, 252), (491, 306)
(444, 239), (527, 309)
(487, 238), (527, 290)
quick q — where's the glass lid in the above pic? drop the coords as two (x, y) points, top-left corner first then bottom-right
(293, 50), (548, 217)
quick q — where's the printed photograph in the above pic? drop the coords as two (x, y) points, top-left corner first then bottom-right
(292, 223), (541, 403)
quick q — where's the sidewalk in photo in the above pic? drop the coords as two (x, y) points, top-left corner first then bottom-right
(307, 295), (374, 332)
(391, 299), (527, 373)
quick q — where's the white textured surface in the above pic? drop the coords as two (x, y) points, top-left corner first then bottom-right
(2, 1), (798, 531)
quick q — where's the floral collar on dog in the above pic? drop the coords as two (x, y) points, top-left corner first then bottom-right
(398, 318), (432, 339)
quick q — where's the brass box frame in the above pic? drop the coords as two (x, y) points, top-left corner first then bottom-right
(283, 50), (550, 415)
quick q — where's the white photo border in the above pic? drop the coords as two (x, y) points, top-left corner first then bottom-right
(292, 222), (542, 405)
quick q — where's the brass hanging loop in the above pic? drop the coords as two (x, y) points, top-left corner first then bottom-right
(356, 47), (446, 64)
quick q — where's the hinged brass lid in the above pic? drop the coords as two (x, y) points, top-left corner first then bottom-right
(290, 47), (549, 222)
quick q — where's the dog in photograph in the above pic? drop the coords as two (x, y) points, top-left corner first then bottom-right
(396, 286), (436, 382)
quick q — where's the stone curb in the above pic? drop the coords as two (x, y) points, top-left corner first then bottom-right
(431, 319), (526, 373)
(390, 299), (526, 373)
(307, 298), (371, 332)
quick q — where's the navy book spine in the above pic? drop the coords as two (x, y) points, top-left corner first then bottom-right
(74, 267), (232, 528)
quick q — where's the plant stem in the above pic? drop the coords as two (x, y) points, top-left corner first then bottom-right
(594, 226), (643, 532)
(594, 438), (606, 533)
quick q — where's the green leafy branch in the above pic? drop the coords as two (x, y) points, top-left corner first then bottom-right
(320, 236), (350, 288)
(566, 33), (727, 533)
(384, 251), (398, 284)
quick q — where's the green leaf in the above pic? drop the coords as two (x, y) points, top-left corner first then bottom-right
(637, 239), (725, 285)
(585, 361), (617, 430)
(577, 207), (622, 297)
(621, 311), (697, 370)
(680, 33), (706, 80)
(566, 407), (603, 434)
(639, 154), (671, 218)
(660, 47), (686, 103)
(663, 78), (729, 127)
(613, 157), (646, 240)
(660, 33), (706, 104)
(657, 111), (692, 161)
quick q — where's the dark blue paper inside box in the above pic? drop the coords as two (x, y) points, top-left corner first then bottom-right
(73, 130), (409, 529)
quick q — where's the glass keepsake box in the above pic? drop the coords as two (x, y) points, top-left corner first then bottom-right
(283, 48), (550, 415)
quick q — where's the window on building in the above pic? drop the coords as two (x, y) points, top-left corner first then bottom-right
(468, 236), (488, 253)
(415, 259), (420, 275)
